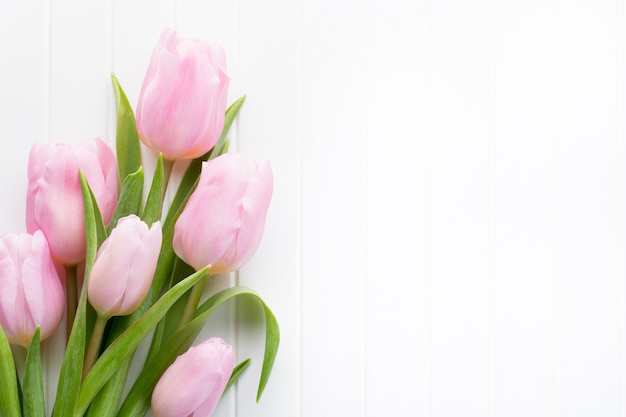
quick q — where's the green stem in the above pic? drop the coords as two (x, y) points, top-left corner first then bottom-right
(176, 275), (209, 331)
(83, 315), (108, 379)
(162, 157), (175, 194)
(65, 264), (78, 341)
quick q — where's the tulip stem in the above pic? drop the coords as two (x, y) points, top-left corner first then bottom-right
(162, 157), (175, 194)
(83, 315), (107, 380)
(65, 264), (78, 341)
(177, 275), (209, 331)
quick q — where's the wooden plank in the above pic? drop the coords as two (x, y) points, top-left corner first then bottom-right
(363, 0), (429, 415)
(555, 0), (621, 414)
(235, 0), (301, 416)
(299, 0), (366, 415)
(492, 1), (558, 415)
(427, 0), (493, 414)
(0, 2), (48, 233)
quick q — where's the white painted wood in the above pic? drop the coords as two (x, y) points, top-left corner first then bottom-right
(428, 0), (494, 414)
(235, 0), (301, 416)
(299, 0), (367, 415)
(1, 0), (626, 416)
(0, 1), (48, 234)
(556, 1), (621, 414)
(363, 0), (430, 415)
(493, 1), (558, 415)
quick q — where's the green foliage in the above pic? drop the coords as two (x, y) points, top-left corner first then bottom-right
(23, 329), (43, 417)
(0, 325), (21, 417)
(112, 74), (141, 185)
(116, 287), (279, 417)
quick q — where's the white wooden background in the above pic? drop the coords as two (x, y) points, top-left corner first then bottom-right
(1, 0), (626, 416)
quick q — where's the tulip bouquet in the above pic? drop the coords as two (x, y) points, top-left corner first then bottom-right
(0, 28), (279, 417)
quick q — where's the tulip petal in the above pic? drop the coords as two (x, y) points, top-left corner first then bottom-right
(0, 238), (19, 340)
(21, 231), (63, 341)
(88, 234), (131, 316)
(88, 216), (162, 317)
(119, 222), (162, 315)
(136, 29), (229, 160)
(233, 161), (273, 270)
(0, 232), (63, 346)
(26, 139), (117, 265)
(173, 155), (273, 273)
(152, 338), (233, 417)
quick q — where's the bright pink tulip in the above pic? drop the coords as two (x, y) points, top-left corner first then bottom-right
(173, 153), (273, 273)
(151, 337), (234, 417)
(26, 138), (117, 265)
(88, 215), (162, 318)
(0, 231), (64, 347)
(136, 28), (230, 160)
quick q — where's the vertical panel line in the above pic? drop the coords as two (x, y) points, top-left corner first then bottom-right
(360, 0), (368, 415)
(106, 0), (114, 145)
(46, 0), (52, 143)
(233, 2), (242, 416)
(617, 0), (625, 414)
(297, 0), (304, 414)
(425, 0), (432, 415)
(295, 0), (305, 417)
(43, 0), (53, 412)
(553, 0), (562, 414)
(487, 0), (497, 415)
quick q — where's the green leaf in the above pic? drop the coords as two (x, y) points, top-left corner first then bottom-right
(86, 182), (108, 249)
(23, 328), (43, 417)
(145, 259), (195, 363)
(75, 266), (211, 416)
(117, 287), (279, 417)
(84, 360), (130, 417)
(112, 73), (142, 185)
(224, 358), (251, 394)
(149, 224), (179, 303)
(0, 325), (21, 417)
(141, 153), (165, 226)
(107, 167), (144, 234)
(85, 288), (152, 417)
(191, 288), (279, 401)
(52, 172), (99, 417)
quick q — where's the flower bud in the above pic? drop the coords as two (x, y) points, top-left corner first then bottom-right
(87, 215), (162, 318)
(136, 28), (230, 160)
(26, 138), (117, 265)
(0, 231), (64, 347)
(151, 337), (234, 417)
(173, 153), (273, 273)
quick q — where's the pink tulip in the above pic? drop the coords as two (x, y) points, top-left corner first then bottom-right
(136, 28), (230, 160)
(88, 215), (162, 318)
(173, 153), (273, 273)
(26, 138), (117, 265)
(0, 231), (64, 347)
(151, 337), (234, 417)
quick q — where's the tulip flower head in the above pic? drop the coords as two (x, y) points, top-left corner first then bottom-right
(151, 337), (235, 417)
(136, 28), (230, 160)
(173, 153), (273, 273)
(0, 231), (64, 347)
(26, 138), (117, 265)
(88, 215), (162, 318)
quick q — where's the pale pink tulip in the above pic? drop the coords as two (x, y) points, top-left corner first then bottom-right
(151, 337), (234, 417)
(0, 231), (64, 347)
(136, 28), (230, 160)
(173, 153), (273, 273)
(26, 138), (117, 265)
(88, 215), (162, 318)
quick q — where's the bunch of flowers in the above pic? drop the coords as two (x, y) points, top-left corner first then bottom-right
(0, 28), (279, 417)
